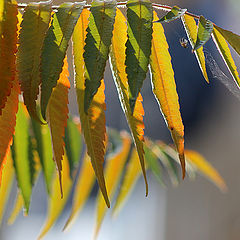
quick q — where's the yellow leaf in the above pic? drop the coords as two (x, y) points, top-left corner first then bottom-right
(0, 153), (14, 224)
(63, 151), (95, 231)
(46, 57), (70, 197)
(38, 152), (72, 239)
(73, 9), (109, 207)
(113, 148), (143, 217)
(212, 26), (240, 88)
(95, 132), (131, 237)
(181, 14), (209, 83)
(110, 8), (148, 195)
(150, 11), (185, 178)
(185, 150), (227, 192)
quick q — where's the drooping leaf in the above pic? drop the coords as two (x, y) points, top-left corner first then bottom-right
(113, 148), (143, 216)
(64, 117), (82, 177)
(41, 2), (84, 119)
(181, 14), (209, 82)
(214, 25), (240, 56)
(17, 2), (52, 122)
(125, 0), (153, 112)
(63, 151), (95, 231)
(155, 5), (187, 23)
(0, 0), (18, 114)
(46, 58), (70, 197)
(73, 9), (109, 207)
(150, 11), (185, 178)
(212, 26), (240, 88)
(38, 152), (72, 239)
(83, 0), (117, 112)
(95, 132), (131, 237)
(185, 150), (227, 192)
(12, 103), (33, 213)
(110, 8), (148, 196)
(194, 15), (213, 51)
(0, 153), (14, 224)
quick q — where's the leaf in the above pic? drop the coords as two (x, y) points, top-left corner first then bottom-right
(181, 14), (209, 82)
(83, 0), (117, 112)
(12, 103), (33, 213)
(46, 58), (70, 197)
(125, 0), (153, 112)
(38, 152), (72, 239)
(64, 117), (82, 177)
(155, 6), (187, 23)
(113, 148), (143, 216)
(109, 8), (148, 195)
(63, 151), (95, 231)
(194, 15), (213, 51)
(95, 132), (131, 237)
(0, 153), (14, 224)
(40, 2), (84, 120)
(73, 9), (110, 207)
(185, 150), (227, 192)
(150, 11), (185, 178)
(0, 0), (18, 114)
(17, 2), (52, 122)
(212, 26), (240, 88)
(214, 25), (240, 56)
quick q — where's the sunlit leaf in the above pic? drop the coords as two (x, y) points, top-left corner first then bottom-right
(212, 26), (240, 88)
(150, 11), (185, 178)
(181, 14), (209, 82)
(155, 5), (187, 23)
(41, 2), (84, 119)
(73, 9), (109, 207)
(126, 0), (153, 112)
(83, 0), (116, 112)
(95, 132), (131, 237)
(46, 58), (70, 197)
(17, 2), (51, 122)
(194, 15), (213, 50)
(63, 151), (95, 231)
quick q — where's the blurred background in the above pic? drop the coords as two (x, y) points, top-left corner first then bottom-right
(1, 0), (240, 239)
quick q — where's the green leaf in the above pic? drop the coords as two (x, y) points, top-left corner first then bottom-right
(12, 103), (33, 213)
(214, 24), (240, 56)
(17, 2), (51, 122)
(83, 0), (117, 113)
(64, 117), (82, 177)
(40, 2), (84, 120)
(194, 15), (213, 50)
(126, 0), (153, 112)
(155, 6), (187, 23)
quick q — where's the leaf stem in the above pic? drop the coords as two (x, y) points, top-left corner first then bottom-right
(16, 2), (200, 19)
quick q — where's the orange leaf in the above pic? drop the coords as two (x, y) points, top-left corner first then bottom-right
(73, 9), (109, 207)
(150, 11), (185, 178)
(110, 8), (148, 195)
(46, 57), (70, 197)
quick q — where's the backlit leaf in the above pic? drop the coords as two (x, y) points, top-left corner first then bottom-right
(41, 2), (84, 119)
(73, 9), (109, 207)
(212, 26), (240, 88)
(46, 58), (70, 197)
(38, 152), (72, 239)
(0, 0), (18, 114)
(194, 15), (213, 51)
(63, 151), (95, 231)
(156, 5), (187, 23)
(95, 132), (131, 237)
(83, 0), (117, 112)
(150, 11), (185, 178)
(181, 14), (209, 82)
(110, 8), (148, 195)
(17, 2), (51, 122)
(126, 0), (153, 112)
